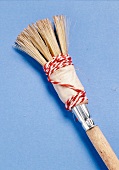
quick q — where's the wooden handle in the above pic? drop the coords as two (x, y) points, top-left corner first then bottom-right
(86, 126), (119, 170)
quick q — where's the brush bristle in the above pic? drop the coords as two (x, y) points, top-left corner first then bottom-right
(16, 30), (47, 66)
(36, 19), (61, 57)
(53, 15), (68, 55)
(15, 15), (67, 66)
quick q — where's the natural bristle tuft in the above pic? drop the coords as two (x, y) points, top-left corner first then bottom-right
(53, 15), (68, 55)
(14, 15), (68, 66)
(36, 18), (61, 57)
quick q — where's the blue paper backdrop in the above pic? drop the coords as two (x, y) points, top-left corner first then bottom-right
(0, 1), (119, 170)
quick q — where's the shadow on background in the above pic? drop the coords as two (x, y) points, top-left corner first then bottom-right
(15, 49), (108, 170)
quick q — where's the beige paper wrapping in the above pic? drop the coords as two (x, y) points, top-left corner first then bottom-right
(50, 65), (87, 105)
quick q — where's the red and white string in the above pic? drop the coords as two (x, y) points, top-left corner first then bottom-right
(44, 54), (87, 110)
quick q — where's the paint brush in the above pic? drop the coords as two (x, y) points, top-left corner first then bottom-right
(14, 15), (119, 169)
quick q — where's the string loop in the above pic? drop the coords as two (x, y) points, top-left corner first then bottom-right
(44, 54), (87, 110)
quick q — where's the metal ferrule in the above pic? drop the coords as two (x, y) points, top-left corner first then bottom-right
(72, 104), (95, 131)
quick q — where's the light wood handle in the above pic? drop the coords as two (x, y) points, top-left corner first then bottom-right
(86, 126), (119, 170)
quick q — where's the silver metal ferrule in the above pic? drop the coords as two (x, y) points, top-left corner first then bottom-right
(72, 104), (95, 131)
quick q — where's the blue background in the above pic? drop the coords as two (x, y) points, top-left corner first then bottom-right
(0, 1), (119, 170)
